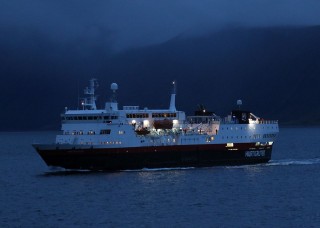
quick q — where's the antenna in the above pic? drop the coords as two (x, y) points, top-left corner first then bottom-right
(110, 83), (118, 102)
(169, 80), (177, 111)
(77, 79), (79, 110)
(82, 78), (98, 110)
(237, 100), (242, 110)
(105, 83), (119, 111)
(172, 80), (176, 94)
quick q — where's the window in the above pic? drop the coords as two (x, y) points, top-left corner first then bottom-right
(126, 113), (149, 118)
(253, 134), (261, 139)
(226, 143), (234, 147)
(152, 113), (176, 118)
(100, 129), (111, 134)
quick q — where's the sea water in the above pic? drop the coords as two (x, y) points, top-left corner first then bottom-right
(1, 127), (320, 227)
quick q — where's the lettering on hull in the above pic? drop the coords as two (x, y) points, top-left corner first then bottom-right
(245, 150), (265, 158)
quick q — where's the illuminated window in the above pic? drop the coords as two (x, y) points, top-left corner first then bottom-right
(152, 113), (176, 118)
(226, 143), (234, 147)
(206, 136), (214, 143)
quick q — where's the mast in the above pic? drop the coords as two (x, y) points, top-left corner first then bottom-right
(82, 79), (98, 110)
(169, 81), (176, 111)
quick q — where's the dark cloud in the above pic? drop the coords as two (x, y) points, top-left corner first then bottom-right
(1, 0), (320, 50)
(1, 0), (320, 130)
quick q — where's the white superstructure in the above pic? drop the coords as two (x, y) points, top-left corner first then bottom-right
(56, 79), (279, 149)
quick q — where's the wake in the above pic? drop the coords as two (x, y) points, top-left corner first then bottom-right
(267, 158), (320, 166)
(123, 167), (195, 172)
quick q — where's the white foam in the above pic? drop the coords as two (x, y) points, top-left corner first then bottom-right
(267, 158), (320, 166)
(123, 167), (195, 172)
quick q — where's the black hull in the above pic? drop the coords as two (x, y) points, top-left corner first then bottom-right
(34, 143), (273, 171)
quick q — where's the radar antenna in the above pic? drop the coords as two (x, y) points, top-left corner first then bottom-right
(237, 99), (242, 110)
(110, 83), (118, 102)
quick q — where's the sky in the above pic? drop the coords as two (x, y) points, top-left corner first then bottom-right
(1, 0), (320, 129)
(1, 0), (320, 51)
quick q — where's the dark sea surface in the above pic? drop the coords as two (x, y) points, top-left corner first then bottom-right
(1, 127), (320, 227)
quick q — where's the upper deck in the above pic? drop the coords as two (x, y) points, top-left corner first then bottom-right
(56, 79), (278, 146)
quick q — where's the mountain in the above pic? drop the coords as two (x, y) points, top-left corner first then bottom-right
(1, 26), (320, 130)
(103, 26), (320, 125)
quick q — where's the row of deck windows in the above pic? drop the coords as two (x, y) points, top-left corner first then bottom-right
(63, 116), (118, 121)
(263, 134), (277, 138)
(221, 134), (263, 139)
(221, 126), (276, 130)
(126, 113), (149, 118)
(64, 113), (178, 120)
(64, 129), (124, 135)
(79, 141), (122, 145)
(125, 113), (177, 118)
(64, 129), (111, 135)
(152, 113), (177, 118)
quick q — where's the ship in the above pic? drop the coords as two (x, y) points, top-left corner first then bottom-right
(33, 79), (279, 171)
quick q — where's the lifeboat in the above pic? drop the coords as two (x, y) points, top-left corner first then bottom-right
(153, 119), (173, 130)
